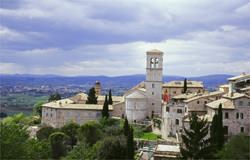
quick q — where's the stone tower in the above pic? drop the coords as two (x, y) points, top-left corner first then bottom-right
(145, 49), (163, 117)
(94, 81), (101, 96)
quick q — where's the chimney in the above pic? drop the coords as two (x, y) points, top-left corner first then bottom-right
(229, 81), (234, 97)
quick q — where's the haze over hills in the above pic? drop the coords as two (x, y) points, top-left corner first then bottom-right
(0, 74), (233, 90)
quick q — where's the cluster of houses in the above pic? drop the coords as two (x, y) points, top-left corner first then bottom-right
(41, 49), (250, 159)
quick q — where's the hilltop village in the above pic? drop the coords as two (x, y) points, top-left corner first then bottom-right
(41, 49), (250, 159)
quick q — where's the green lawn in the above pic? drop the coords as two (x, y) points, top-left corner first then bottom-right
(140, 132), (161, 140)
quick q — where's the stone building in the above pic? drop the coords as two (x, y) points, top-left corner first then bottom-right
(206, 93), (250, 136)
(182, 74), (250, 137)
(125, 49), (164, 122)
(162, 81), (204, 99)
(161, 90), (224, 138)
(41, 85), (124, 127)
(42, 99), (113, 128)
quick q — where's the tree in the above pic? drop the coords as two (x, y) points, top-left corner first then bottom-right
(49, 93), (61, 102)
(217, 134), (250, 159)
(49, 132), (68, 159)
(108, 89), (113, 105)
(96, 136), (127, 159)
(180, 113), (213, 159)
(26, 139), (51, 159)
(77, 121), (102, 146)
(61, 122), (80, 149)
(216, 103), (224, 150)
(127, 126), (134, 160)
(123, 117), (129, 136)
(102, 95), (109, 118)
(66, 142), (95, 160)
(0, 123), (29, 159)
(33, 101), (45, 117)
(183, 78), (187, 93)
(86, 87), (98, 104)
(36, 126), (57, 140)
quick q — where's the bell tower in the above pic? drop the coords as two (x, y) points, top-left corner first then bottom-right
(145, 49), (163, 117)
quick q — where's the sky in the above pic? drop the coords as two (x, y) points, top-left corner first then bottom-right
(0, 0), (250, 76)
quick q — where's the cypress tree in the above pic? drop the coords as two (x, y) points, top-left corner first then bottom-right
(86, 88), (98, 104)
(108, 89), (113, 105)
(217, 103), (224, 150)
(127, 126), (134, 160)
(102, 95), (109, 118)
(123, 117), (129, 136)
(183, 78), (187, 93)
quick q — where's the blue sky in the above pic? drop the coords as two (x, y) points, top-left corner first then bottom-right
(0, 0), (249, 76)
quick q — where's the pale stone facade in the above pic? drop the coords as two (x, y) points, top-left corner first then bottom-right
(42, 101), (113, 128)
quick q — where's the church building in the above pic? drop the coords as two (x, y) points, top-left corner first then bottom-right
(125, 49), (164, 122)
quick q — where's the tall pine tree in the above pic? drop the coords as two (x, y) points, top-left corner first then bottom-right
(86, 88), (98, 104)
(181, 113), (213, 159)
(101, 95), (109, 118)
(183, 78), (187, 93)
(108, 89), (113, 105)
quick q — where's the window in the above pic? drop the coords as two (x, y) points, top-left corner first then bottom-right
(173, 91), (176, 94)
(225, 112), (229, 119)
(224, 126), (228, 135)
(239, 101), (243, 106)
(152, 83), (155, 88)
(197, 101), (200, 104)
(152, 103), (154, 106)
(152, 92), (154, 95)
(185, 107), (187, 113)
(248, 101), (250, 106)
(241, 127), (244, 133)
(166, 107), (169, 112)
(236, 112), (239, 119)
(175, 119), (179, 125)
(204, 101), (207, 104)
(241, 113), (244, 119)
(177, 109), (182, 113)
(155, 58), (159, 68)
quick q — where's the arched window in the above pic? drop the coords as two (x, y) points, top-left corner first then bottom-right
(150, 58), (155, 68)
(155, 58), (159, 68)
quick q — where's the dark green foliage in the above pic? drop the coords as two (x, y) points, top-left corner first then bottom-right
(183, 78), (187, 93)
(108, 89), (113, 105)
(86, 87), (98, 104)
(95, 136), (127, 159)
(102, 95), (109, 118)
(33, 101), (44, 117)
(26, 139), (51, 159)
(217, 103), (224, 149)
(49, 93), (61, 102)
(127, 126), (135, 160)
(0, 112), (7, 118)
(123, 117), (129, 136)
(61, 122), (80, 149)
(49, 132), (68, 159)
(0, 123), (29, 159)
(65, 142), (97, 160)
(77, 121), (102, 146)
(180, 113), (213, 159)
(36, 126), (57, 140)
(217, 134), (250, 159)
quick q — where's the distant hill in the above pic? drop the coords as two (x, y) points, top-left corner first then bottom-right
(0, 74), (233, 90)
